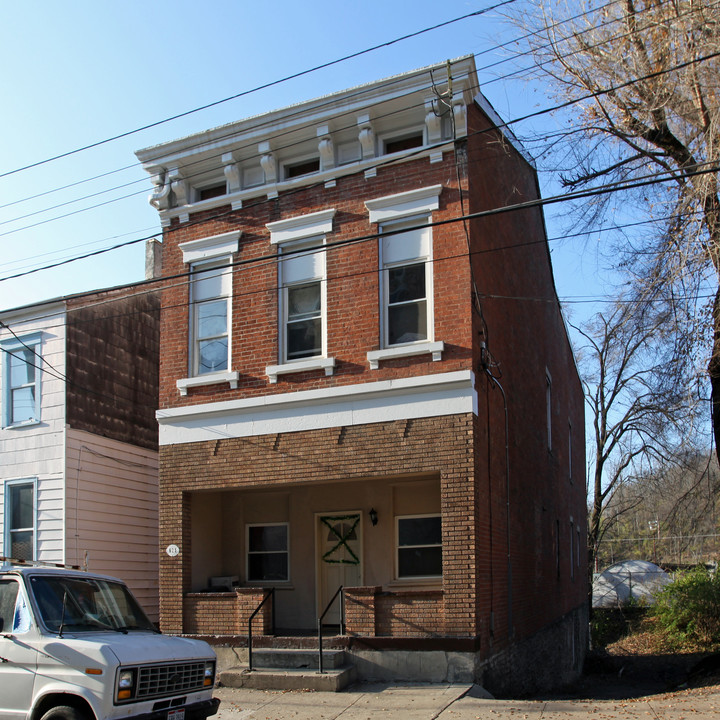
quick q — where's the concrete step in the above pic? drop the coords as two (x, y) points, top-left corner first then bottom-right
(218, 665), (356, 692)
(250, 647), (346, 670)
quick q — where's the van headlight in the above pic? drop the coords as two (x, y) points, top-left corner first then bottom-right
(116, 668), (136, 701)
(203, 661), (215, 687)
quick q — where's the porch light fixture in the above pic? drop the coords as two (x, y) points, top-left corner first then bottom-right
(369, 508), (378, 526)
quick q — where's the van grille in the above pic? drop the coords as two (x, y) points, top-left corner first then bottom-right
(137, 662), (207, 698)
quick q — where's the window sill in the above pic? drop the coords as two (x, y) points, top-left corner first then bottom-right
(266, 357), (335, 384)
(177, 370), (239, 396)
(2, 418), (41, 430)
(367, 341), (444, 370)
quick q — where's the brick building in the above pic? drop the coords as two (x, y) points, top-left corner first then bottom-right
(136, 56), (587, 694)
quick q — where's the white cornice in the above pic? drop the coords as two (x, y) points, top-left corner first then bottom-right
(136, 57), (477, 167)
(152, 143), (455, 226)
(157, 370), (477, 446)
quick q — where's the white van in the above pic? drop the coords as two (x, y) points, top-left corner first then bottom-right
(0, 562), (220, 720)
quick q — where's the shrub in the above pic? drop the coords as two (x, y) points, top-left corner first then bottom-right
(652, 566), (720, 649)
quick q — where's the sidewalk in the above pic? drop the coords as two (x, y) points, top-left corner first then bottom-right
(214, 681), (720, 719)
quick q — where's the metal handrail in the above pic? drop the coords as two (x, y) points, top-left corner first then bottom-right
(317, 585), (344, 674)
(247, 588), (275, 672)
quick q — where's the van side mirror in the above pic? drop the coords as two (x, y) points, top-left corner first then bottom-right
(0, 618), (4, 633)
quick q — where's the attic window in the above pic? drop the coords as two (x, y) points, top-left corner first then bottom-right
(285, 158), (320, 179)
(198, 183), (226, 201)
(384, 133), (424, 154)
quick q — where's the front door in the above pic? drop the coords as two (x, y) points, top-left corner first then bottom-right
(316, 513), (362, 626)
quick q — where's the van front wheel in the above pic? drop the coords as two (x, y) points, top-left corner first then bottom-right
(40, 706), (89, 720)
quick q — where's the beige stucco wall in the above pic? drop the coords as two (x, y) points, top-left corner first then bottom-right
(189, 476), (440, 630)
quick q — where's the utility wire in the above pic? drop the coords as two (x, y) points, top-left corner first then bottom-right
(0, 0), (653, 227)
(0, 2), (516, 180)
(3, 30), (716, 252)
(3, 156), (717, 315)
(0, 0), (651, 223)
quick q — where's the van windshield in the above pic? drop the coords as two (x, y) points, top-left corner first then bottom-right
(29, 575), (157, 633)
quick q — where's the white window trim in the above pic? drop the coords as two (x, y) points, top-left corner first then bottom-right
(177, 370), (239, 396)
(1, 332), (43, 428)
(277, 238), (328, 365)
(176, 232), (240, 394)
(4, 478), (37, 561)
(378, 127), (426, 156)
(367, 341), (444, 370)
(265, 210), (337, 381)
(267, 209), (336, 245)
(396, 513), (442, 580)
(266, 357), (335, 385)
(377, 215), (436, 355)
(246, 522), (290, 584)
(365, 185), (441, 224)
(179, 230), (241, 264)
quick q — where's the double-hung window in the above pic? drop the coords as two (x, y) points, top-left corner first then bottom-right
(365, 185), (443, 368)
(381, 218), (431, 347)
(178, 232), (240, 395)
(280, 239), (325, 362)
(396, 514), (442, 579)
(246, 523), (289, 582)
(5, 480), (35, 561)
(266, 209), (335, 382)
(191, 261), (231, 375)
(1, 332), (42, 427)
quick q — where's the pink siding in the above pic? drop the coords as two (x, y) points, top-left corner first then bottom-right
(66, 428), (159, 621)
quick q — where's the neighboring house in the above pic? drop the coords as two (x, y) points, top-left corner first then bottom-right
(136, 56), (587, 693)
(0, 285), (160, 618)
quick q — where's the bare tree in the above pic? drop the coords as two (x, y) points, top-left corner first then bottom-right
(510, 0), (720, 454)
(575, 296), (701, 588)
(600, 452), (720, 566)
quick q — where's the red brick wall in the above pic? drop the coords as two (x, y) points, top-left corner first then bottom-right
(345, 586), (444, 638)
(183, 589), (272, 635)
(156, 124), (587, 654)
(466, 104), (588, 649)
(158, 153), (473, 411)
(158, 414), (476, 636)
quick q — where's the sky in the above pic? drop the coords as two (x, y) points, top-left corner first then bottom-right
(0, 1), (606, 324)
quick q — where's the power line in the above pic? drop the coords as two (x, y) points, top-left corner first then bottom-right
(4, 29), (716, 255)
(0, 0), (646, 232)
(0, 2), (516, 180)
(3, 156), (718, 322)
(0, 0), (641, 223)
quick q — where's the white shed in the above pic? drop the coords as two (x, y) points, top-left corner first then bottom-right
(592, 559), (671, 608)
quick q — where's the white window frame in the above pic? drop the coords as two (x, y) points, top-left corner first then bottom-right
(246, 522), (290, 583)
(266, 210), (336, 383)
(4, 479), (36, 561)
(379, 127), (426, 155)
(279, 237), (327, 364)
(395, 513), (442, 580)
(177, 232), (240, 395)
(189, 259), (231, 376)
(365, 185), (443, 369)
(1, 332), (42, 428)
(379, 216), (434, 349)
